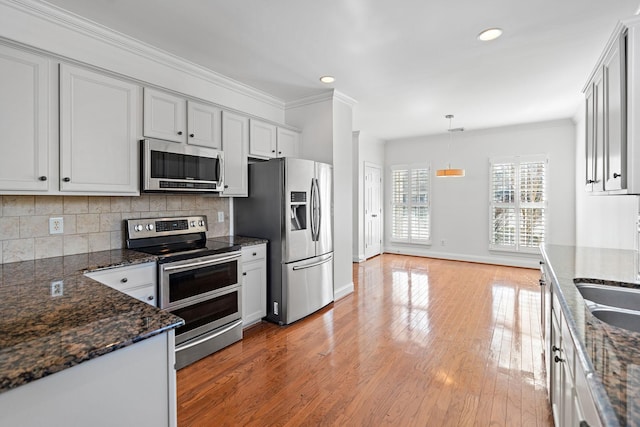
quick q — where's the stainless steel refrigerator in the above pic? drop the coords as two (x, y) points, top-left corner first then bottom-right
(234, 157), (333, 325)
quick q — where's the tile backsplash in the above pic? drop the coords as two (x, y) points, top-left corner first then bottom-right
(0, 195), (230, 263)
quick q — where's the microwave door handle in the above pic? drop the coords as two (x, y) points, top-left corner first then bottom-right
(217, 154), (223, 188)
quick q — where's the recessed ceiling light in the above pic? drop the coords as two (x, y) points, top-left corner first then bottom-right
(477, 28), (503, 41)
(319, 75), (335, 84)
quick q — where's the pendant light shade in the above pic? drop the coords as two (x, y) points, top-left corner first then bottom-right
(436, 114), (466, 178)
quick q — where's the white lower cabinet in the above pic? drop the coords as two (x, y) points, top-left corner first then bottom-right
(241, 243), (267, 327)
(85, 262), (157, 306)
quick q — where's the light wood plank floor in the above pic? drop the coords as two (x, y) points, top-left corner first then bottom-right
(177, 254), (553, 426)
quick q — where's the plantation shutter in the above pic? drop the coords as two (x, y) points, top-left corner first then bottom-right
(391, 164), (431, 243)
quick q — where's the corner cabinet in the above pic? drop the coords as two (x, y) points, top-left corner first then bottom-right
(221, 111), (249, 197)
(85, 262), (157, 307)
(60, 64), (140, 194)
(584, 17), (640, 194)
(0, 44), (51, 191)
(241, 243), (267, 327)
(249, 119), (299, 159)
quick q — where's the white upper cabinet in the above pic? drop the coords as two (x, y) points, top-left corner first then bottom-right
(0, 45), (51, 191)
(276, 127), (300, 158)
(60, 64), (140, 194)
(187, 101), (222, 149)
(143, 88), (187, 143)
(249, 119), (277, 158)
(221, 111), (248, 197)
(144, 89), (222, 149)
(249, 119), (299, 159)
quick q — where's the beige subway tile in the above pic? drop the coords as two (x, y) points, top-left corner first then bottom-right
(88, 197), (112, 213)
(76, 214), (100, 234)
(181, 195), (197, 210)
(166, 195), (182, 210)
(62, 215), (77, 235)
(63, 196), (89, 214)
(110, 230), (124, 249)
(0, 217), (20, 240)
(3, 196), (35, 216)
(19, 216), (50, 238)
(211, 197), (229, 211)
(63, 234), (89, 256)
(149, 195), (167, 212)
(100, 212), (122, 232)
(110, 197), (131, 213)
(35, 236), (63, 259)
(131, 195), (150, 212)
(3, 238), (35, 262)
(35, 196), (63, 215)
(88, 232), (111, 252)
(121, 212), (141, 221)
(195, 195), (215, 210)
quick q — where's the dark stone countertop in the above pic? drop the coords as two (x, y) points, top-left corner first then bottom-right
(0, 249), (183, 394)
(542, 244), (640, 426)
(209, 235), (268, 247)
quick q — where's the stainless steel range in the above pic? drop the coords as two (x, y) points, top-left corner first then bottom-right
(125, 215), (242, 369)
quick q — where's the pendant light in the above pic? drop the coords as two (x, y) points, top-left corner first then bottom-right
(436, 114), (465, 177)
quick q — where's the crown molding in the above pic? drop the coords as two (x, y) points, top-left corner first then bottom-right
(2, 0), (285, 109)
(285, 89), (358, 110)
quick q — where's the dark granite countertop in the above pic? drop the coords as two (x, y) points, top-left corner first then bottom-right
(542, 244), (640, 426)
(0, 249), (183, 394)
(210, 235), (268, 247)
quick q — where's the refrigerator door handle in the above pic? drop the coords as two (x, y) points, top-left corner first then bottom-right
(314, 178), (321, 242)
(292, 254), (333, 271)
(310, 178), (318, 241)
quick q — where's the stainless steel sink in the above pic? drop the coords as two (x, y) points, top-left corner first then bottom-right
(590, 308), (640, 334)
(576, 284), (640, 312)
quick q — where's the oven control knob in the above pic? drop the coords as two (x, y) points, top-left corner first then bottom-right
(134, 224), (143, 232)
(198, 220), (205, 227)
(190, 221), (196, 227)
(146, 224), (154, 231)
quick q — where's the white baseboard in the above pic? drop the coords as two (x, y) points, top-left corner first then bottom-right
(334, 281), (354, 300)
(382, 246), (539, 269)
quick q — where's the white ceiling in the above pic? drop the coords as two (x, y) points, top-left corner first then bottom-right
(42, 0), (640, 140)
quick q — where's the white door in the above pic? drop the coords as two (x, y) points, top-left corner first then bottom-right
(364, 163), (382, 259)
(221, 111), (248, 197)
(0, 45), (50, 191)
(187, 100), (222, 149)
(249, 119), (277, 158)
(276, 127), (299, 158)
(59, 64), (140, 194)
(143, 88), (186, 143)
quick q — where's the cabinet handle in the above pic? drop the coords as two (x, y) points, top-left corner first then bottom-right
(253, 252), (257, 256)
(242, 272), (247, 276)
(120, 277), (128, 283)
(62, 177), (71, 182)
(278, 151), (282, 155)
(39, 176), (47, 181)
(147, 295), (154, 301)
(189, 133), (195, 138)
(613, 173), (621, 178)
(224, 185), (229, 189)
(554, 355), (564, 363)
(586, 179), (595, 184)
(177, 131), (183, 135)
(271, 150), (276, 153)
(552, 345), (560, 352)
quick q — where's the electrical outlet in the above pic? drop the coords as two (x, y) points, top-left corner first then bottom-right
(217, 211), (225, 223)
(51, 280), (63, 297)
(49, 217), (64, 234)
(274, 301), (279, 315)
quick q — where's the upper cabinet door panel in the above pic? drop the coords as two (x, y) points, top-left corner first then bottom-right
(276, 127), (299, 158)
(187, 101), (222, 149)
(59, 64), (140, 194)
(604, 33), (626, 191)
(221, 111), (248, 197)
(0, 45), (50, 191)
(249, 119), (277, 159)
(143, 88), (186, 143)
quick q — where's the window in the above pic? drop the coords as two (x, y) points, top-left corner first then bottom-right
(490, 156), (547, 253)
(391, 164), (431, 244)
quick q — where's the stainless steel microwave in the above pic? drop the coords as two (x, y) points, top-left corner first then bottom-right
(141, 138), (224, 193)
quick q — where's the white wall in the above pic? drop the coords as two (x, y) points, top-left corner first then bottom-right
(574, 102), (639, 249)
(352, 131), (385, 261)
(384, 119), (576, 268)
(285, 92), (355, 300)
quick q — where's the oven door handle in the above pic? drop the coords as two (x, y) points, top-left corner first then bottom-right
(162, 253), (241, 272)
(175, 319), (243, 352)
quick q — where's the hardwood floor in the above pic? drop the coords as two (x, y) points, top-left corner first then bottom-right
(177, 254), (553, 426)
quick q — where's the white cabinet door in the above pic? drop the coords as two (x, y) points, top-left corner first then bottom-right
(221, 111), (248, 197)
(85, 262), (157, 306)
(187, 101), (221, 149)
(0, 45), (50, 191)
(249, 119), (277, 159)
(604, 33), (625, 191)
(276, 127), (299, 158)
(143, 88), (186, 143)
(241, 244), (266, 327)
(59, 64), (140, 194)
